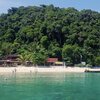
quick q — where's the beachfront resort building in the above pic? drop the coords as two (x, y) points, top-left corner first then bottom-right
(0, 55), (20, 67)
(47, 58), (65, 68)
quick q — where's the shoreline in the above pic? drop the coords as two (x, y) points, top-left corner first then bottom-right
(0, 66), (87, 74)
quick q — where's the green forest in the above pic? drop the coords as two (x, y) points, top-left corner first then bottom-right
(0, 5), (100, 66)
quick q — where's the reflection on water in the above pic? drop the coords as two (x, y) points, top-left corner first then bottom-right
(0, 73), (86, 84)
(0, 73), (100, 100)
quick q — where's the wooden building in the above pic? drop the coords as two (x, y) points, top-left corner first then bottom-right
(0, 55), (21, 67)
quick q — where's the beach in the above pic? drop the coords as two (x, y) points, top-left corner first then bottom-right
(0, 66), (87, 74)
(0, 68), (100, 100)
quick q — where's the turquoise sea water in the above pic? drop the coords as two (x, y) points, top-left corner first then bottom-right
(0, 73), (100, 100)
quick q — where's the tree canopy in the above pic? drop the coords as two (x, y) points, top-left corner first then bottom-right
(0, 5), (100, 66)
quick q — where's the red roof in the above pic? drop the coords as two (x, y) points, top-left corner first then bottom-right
(47, 58), (58, 63)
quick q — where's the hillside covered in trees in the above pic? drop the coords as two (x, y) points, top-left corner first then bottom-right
(0, 5), (100, 66)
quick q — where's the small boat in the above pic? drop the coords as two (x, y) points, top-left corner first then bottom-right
(85, 69), (100, 73)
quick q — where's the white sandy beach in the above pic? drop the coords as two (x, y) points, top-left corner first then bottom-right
(0, 66), (87, 74)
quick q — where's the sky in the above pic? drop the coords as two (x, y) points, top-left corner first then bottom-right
(0, 0), (100, 14)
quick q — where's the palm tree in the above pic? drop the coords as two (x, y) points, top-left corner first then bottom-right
(18, 52), (34, 66)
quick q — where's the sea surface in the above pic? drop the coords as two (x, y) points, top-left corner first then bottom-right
(0, 72), (100, 100)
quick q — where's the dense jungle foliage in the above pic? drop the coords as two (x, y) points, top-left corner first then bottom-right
(0, 5), (100, 66)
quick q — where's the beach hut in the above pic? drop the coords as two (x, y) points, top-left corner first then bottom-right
(46, 58), (58, 66)
(0, 55), (21, 67)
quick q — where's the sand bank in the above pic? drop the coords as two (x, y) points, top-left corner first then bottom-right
(0, 66), (87, 74)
